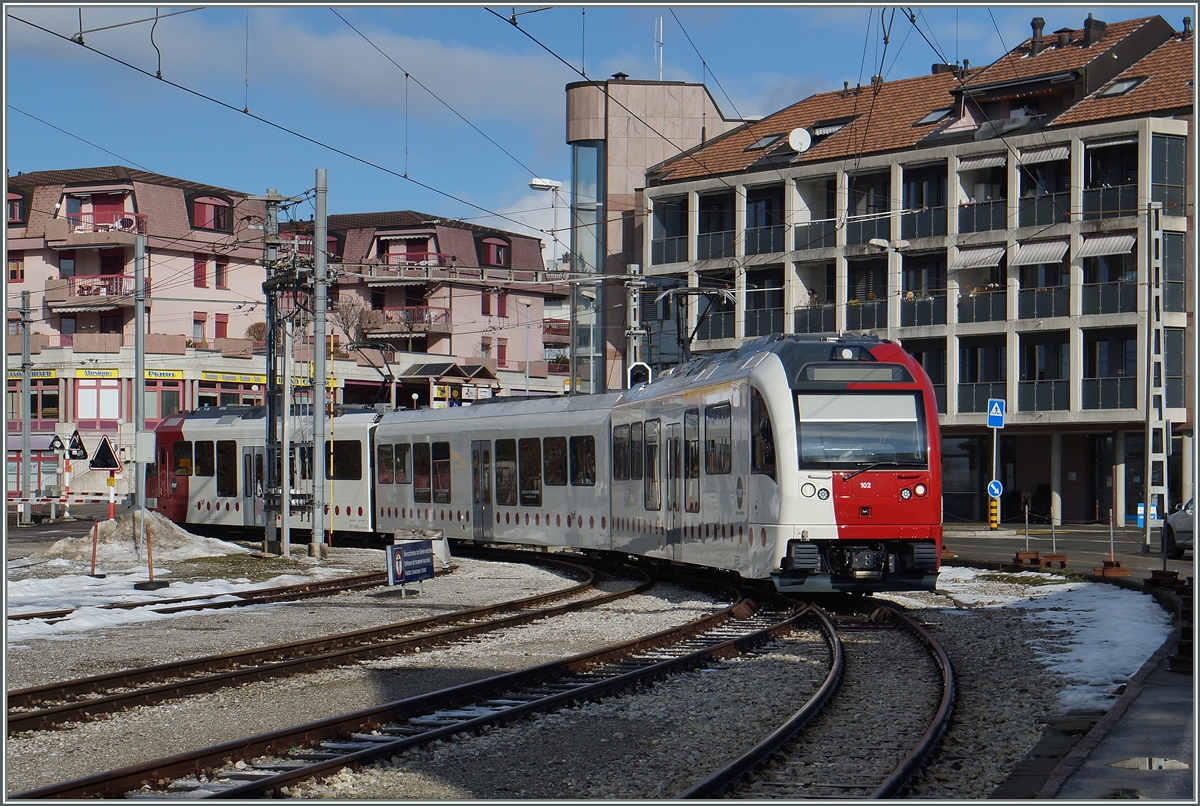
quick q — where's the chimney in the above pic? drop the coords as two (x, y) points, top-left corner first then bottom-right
(931, 63), (957, 74)
(1083, 14), (1107, 46)
(843, 81), (850, 97)
(1184, 17), (1193, 38)
(1031, 17), (1045, 56)
(611, 72), (629, 81)
(871, 75), (884, 93)
(959, 58), (970, 79)
(1056, 28), (1072, 48)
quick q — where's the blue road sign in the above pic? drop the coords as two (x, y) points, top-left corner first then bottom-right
(387, 541), (435, 586)
(988, 479), (1004, 499)
(987, 398), (1006, 429)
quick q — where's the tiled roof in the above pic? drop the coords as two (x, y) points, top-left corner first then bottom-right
(6, 165), (250, 198)
(963, 16), (1157, 89)
(327, 210), (438, 230)
(650, 70), (970, 183)
(1052, 34), (1195, 126)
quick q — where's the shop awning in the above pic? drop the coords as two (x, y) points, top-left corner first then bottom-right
(949, 245), (1006, 270)
(1009, 240), (1069, 267)
(1078, 233), (1136, 258)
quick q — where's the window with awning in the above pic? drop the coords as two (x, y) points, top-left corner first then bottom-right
(1078, 233), (1136, 259)
(950, 245), (1005, 270)
(1009, 240), (1069, 267)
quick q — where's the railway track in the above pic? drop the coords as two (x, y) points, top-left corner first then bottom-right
(6, 572), (389, 624)
(11, 577), (807, 799)
(7, 552), (622, 735)
(680, 601), (954, 799)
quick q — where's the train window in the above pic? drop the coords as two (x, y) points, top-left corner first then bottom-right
(377, 443), (394, 485)
(519, 438), (542, 507)
(394, 443), (411, 484)
(195, 440), (215, 477)
(244, 454), (253, 497)
(255, 454), (264, 497)
(494, 439), (517, 505)
(751, 387), (776, 480)
(325, 440), (363, 481)
(684, 409), (700, 513)
(704, 403), (732, 475)
(643, 420), (660, 510)
(413, 443), (432, 503)
(173, 441), (193, 476)
(797, 392), (925, 469)
(432, 442), (451, 503)
(543, 436), (567, 486)
(216, 440), (237, 498)
(569, 435), (596, 486)
(612, 425), (631, 481)
(630, 422), (644, 480)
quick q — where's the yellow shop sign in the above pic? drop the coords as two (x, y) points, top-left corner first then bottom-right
(75, 368), (119, 378)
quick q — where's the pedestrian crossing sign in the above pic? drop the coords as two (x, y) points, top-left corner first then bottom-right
(987, 398), (1006, 429)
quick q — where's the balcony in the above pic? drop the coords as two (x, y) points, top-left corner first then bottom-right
(1082, 184), (1139, 221)
(44, 275), (149, 312)
(695, 310), (736, 341)
(745, 225), (784, 255)
(845, 299), (886, 331)
(958, 381), (1006, 413)
(846, 215), (889, 246)
(900, 294), (946, 327)
(697, 230), (736, 260)
(1082, 282), (1138, 315)
(651, 236), (687, 265)
(1018, 287), (1069, 319)
(366, 306), (453, 338)
(795, 219), (837, 250)
(382, 251), (454, 268)
(745, 308), (784, 337)
(542, 318), (570, 345)
(43, 213), (148, 249)
(794, 303), (836, 334)
(900, 207), (947, 240)
(1082, 377), (1137, 409)
(958, 199), (1007, 233)
(1017, 192), (1070, 228)
(957, 289), (1006, 324)
(1018, 379), (1070, 411)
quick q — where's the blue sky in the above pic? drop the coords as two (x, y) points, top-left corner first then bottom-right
(5, 4), (1192, 260)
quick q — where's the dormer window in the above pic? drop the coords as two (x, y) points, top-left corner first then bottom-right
(479, 236), (509, 267)
(192, 195), (231, 231)
(1097, 77), (1145, 97)
(810, 117), (856, 140)
(8, 191), (28, 223)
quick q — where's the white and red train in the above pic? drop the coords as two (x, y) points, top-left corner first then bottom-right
(149, 334), (943, 593)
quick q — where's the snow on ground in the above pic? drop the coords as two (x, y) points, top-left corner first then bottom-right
(27, 508), (250, 567)
(888, 566), (1174, 713)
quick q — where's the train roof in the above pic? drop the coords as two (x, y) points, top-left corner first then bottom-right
(157, 404), (380, 431)
(378, 391), (624, 430)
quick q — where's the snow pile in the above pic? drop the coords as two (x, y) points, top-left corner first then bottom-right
(31, 508), (250, 567)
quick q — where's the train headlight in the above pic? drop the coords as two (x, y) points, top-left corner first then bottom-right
(816, 488), (830, 501)
(900, 487), (913, 500)
(914, 483), (928, 497)
(801, 483), (816, 498)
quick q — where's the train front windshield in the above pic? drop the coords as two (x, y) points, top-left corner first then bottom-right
(797, 392), (927, 469)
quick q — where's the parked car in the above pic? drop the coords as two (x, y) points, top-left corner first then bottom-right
(1162, 498), (1193, 560)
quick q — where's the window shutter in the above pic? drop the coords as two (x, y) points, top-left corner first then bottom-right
(193, 254), (207, 287)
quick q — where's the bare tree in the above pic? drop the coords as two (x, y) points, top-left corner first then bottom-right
(330, 296), (384, 348)
(244, 321), (267, 341)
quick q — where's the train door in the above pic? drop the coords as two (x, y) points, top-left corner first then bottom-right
(242, 446), (267, 527)
(471, 440), (493, 542)
(664, 422), (683, 561)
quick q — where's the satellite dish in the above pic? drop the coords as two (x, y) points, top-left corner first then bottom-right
(788, 128), (812, 152)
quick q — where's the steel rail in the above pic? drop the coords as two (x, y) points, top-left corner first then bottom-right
(7, 555), (601, 732)
(12, 578), (764, 800)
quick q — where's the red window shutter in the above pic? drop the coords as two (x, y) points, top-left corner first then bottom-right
(481, 293), (491, 316)
(496, 340), (507, 366)
(498, 293), (508, 318)
(193, 254), (207, 288)
(214, 314), (228, 340)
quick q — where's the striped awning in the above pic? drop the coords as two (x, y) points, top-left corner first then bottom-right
(51, 303), (121, 313)
(1086, 135), (1138, 149)
(378, 230), (436, 240)
(949, 245), (1006, 270)
(958, 153), (1007, 171)
(1009, 240), (1069, 267)
(1020, 145), (1069, 164)
(1078, 233), (1136, 258)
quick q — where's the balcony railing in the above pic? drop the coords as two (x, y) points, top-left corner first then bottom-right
(1082, 282), (1138, 315)
(958, 381), (1006, 413)
(1165, 281), (1186, 313)
(64, 212), (149, 235)
(958, 199), (1007, 233)
(1018, 379), (1070, 411)
(794, 303), (836, 334)
(745, 308), (784, 337)
(845, 299), (887, 331)
(1082, 184), (1139, 220)
(382, 251), (455, 267)
(697, 230), (736, 260)
(67, 275), (149, 297)
(543, 318), (570, 339)
(1018, 191), (1070, 227)
(900, 207), (947, 240)
(375, 306), (452, 330)
(745, 225), (784, 255)
(794, 219), (837, 250)
(900, 294), (947, 327)
(845, 215), (890, 245)
(651, 236), (687, 265)
(1082, 377), (1137, 409)
(957, 290), (1007, 323)
(1018, 287), (1069, 319)
(695, 310), (736, 341)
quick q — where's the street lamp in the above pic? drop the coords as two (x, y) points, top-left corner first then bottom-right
(529, 178), (563, 268)
(517, 297), (534, 395)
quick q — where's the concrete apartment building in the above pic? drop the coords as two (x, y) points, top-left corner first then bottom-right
(568, 13), (1194, 526)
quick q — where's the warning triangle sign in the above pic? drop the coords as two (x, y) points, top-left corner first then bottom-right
(990, 401), (1003, 417)
(67, 430), (88, 460)
(89, 435), (122, 471)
